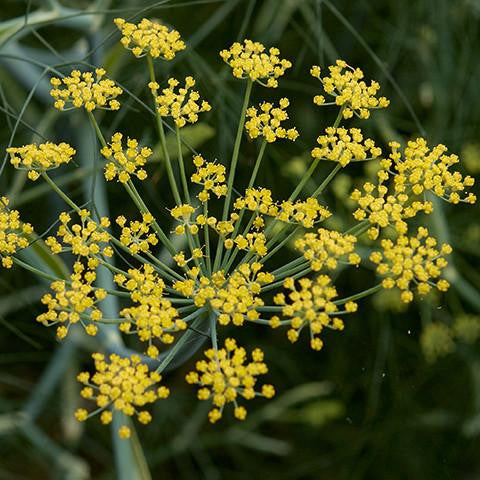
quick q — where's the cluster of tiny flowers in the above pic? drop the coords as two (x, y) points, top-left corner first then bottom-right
(351, 182), (433, 239)
(0, 197), (33, 268)
(101, 133), (152, 183)
(234, 188), (331, 228)
(185, 338), (275, 423)
(75, 353), (169, 438)
(7, 142), (75, 180)
(114, 18), (185, 59)
(310, 61), (389, 119)
(150, 77), (211, 128)
(170, 204), (198, 235)
(116, 214), (158, 254)
(311, 127), (381, 167)
(191, 155), (227, 202)
(37, 262), (106, 339)
(50, 69), (122, 112)
(294, 228), (361, 271)
(245, 98), (299, 143)
(379, 138), (476, 204)
(272, 276), (357, 350)
(115, 265), (186, 357)
(220, 40), (291, 87)
(46, 211), (112, 259)
(369, 227), (452, 303)
(174, 263), (274, 326)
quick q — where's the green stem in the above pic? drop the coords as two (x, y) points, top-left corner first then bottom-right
(41, 172), (81, 214)
(146, 55), (182, 206)
(213, 80), (253, 271)
(209, 310), (218, 351)
(175, 126), (191, 203)
(311, 163), (342, 198)
(333, 284), (382, 305)
(248, 140), (267, 189)
(155, 310), (206, 373)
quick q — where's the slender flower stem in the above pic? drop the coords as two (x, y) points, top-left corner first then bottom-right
(175, 126), (191, 203)
(213, 80), (253, 271)
(247, 140), (267, 189)
(271, 256), (306, 276)
(12, 256), (63, 282)
(155, 310), (206, 373)
(203, 201), (212, 275)
(262, 266), (312, 292)
(41, 172), (81, 214)
(146, 55), (182, 206)
(311, 163), (342, 198)
(209, 310), (218, 351)
(261, 225), (301, 264)
(333, 284), (382, 305)
(222, 79), (253, 220)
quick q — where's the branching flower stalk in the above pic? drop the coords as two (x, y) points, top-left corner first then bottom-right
(2, 21), (476, 437)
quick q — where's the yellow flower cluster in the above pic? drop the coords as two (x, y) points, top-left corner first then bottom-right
(37, 262), (106, 339)
(170, 204), (198, 235)
(115, 265), (186, 357)
(116, 214), (158, 254)
(46, 210), (112, 258)
(370, 227), (452, 303)
(351, 182), (433, 239)
(7, 142), (75, 180)
(191, 155), (227, 202)
(294, 228), (360, 271)
(220, 40), (291, 88)
(50, 69), (122, 112)
(0, 197), (33, 268)
(234, 188), (331, 228)
(311, 127), (381, 167)
(185, 338), (275, 423)
(100, 133), (152, 183)
(225, 230), (267, 257)
(310, 60), (389, 119)
(174, 263), (274, 326)
(114, 18), (185, 60)
(245, 98), (299, 143)
(273, 275), (357, 350)
(75, 352), (169, 438)
(150, 77), (211, 128)
(379, 138), (476, 204)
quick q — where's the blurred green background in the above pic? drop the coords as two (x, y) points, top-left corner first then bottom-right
(1, 0), (480, 478)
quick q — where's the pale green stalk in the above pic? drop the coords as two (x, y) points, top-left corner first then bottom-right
(213, 79), (253, 271)
(175, 125), (191, 203)
(146, 55), (182, 206)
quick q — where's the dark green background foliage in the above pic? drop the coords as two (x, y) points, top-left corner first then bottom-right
(1, 0), (480, 478)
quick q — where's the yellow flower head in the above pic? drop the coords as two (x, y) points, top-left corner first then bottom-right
(0, 197), (33, 268)
(185, 338), (275, 423)
(220, 39), (291, 88)
(295, 228), (360, 271)
(45, 210), (112, 259)
(273, 275), (357, 351)
(311, 60), (389, 119)
(115, 264), (186, 355)
(116, 213), (158, 254)
(351, 182), (433, 239)
(174, 263), (274, 326)
(7, 142), (75, 180)
(245, 98), (299, 143)
(50, 69), (122, 112)
(37, 261), (105, 339)
(311, 127), (381, 167)
(379, 138), (476, 204)
(75, 352), (169, 437)
(151, 76), (211, 128)
(370, 227), (452, 303)
(114, 18), (185, 60)
(191, 155), (227, 202)
(101, 133), (152, 183)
